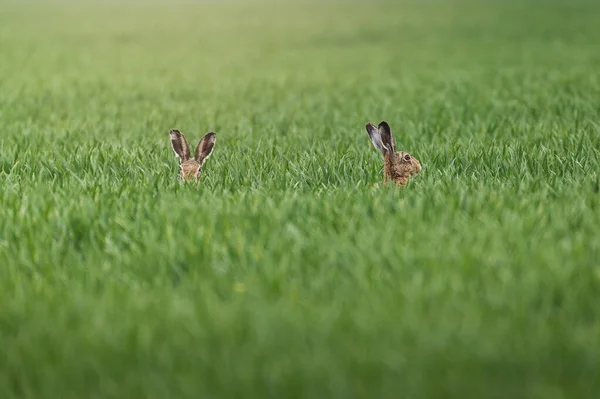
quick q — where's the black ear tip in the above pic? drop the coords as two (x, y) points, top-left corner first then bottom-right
(170, 129), (181, 135)
(378, 121), (390, 130)
(365, 122), (376, 131)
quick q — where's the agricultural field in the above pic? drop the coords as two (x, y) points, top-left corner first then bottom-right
(1, 0), (599, 397)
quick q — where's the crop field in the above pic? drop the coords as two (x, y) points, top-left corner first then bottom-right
(1, 0), (599, 397)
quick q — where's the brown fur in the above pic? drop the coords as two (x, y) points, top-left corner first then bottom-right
(365, 121), (421, 185)
(169, 129), (216, 181)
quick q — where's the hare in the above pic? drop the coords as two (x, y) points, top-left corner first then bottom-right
(365, 121), (421, 185)
(169, 129), (216, 181)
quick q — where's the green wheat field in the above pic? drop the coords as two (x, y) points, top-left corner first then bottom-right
(1, 0), (599, 398)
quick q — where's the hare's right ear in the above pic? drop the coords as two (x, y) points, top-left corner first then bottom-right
(169, 129), (191, 162)
(378, 121), (395, 154)
(365, 122), (387, 155)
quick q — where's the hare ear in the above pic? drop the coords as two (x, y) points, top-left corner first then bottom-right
(195, 132), (216, 165)
(170, 129), (191, 161)
(365, 122), (388, 155)
(378, 121), (395, 153)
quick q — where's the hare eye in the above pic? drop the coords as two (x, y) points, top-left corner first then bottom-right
(404, 154), (411, 161)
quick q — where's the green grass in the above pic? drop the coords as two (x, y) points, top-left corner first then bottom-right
(1, 0), (600, 397)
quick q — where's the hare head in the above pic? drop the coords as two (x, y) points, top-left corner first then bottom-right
(365, 121), (421, 185)
(169, 129), (216, 181)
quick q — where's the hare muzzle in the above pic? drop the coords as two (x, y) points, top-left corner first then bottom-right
(180, 160), (202, 181)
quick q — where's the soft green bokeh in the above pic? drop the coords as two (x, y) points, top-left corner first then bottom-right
(1, 1), (599, 398)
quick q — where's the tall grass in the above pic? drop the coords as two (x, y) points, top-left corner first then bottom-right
(1, 1), (599, 398)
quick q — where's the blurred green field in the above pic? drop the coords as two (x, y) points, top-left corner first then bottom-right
(1, 1), (600, 398)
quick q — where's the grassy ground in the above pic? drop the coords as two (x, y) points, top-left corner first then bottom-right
(1, 1), (600, 398)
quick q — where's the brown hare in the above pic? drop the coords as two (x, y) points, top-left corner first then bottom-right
(365, 121), (421, 185)
(169, 129), (216, 181)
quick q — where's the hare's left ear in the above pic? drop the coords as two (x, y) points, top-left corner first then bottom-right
(195, 132), (216, 165)
(378, 121), (395, 153)
(170, 129), (191, 162)
(366, 123), (387, 156)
